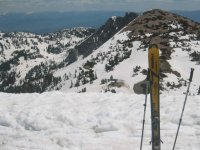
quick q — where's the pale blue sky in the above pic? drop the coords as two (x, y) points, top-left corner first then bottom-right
(0, 0), (200, 14)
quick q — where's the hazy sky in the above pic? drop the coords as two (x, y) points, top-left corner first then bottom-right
(0, 0), (200, 14)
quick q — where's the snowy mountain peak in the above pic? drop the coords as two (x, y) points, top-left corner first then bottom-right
(56, 10), (200, 94)
(73, 12), (138, 58)
(113, 9), (200, 94)
(124, 9), (200, 36)
(0, 10), (200, 94)
(111, 16), (117, 21)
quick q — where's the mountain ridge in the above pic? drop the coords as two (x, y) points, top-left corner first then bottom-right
(0, 9), (200, 94)
(57, 9), (200, 94)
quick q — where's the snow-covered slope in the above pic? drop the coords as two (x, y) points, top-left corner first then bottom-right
(74, 12), (138, 58)
(0, 92), (199, 150)
(55, 31), (147, 93)
(0, 28), (95, 92)
(55, 10), (200, 95)
(0, 9), (200, 94)
(0, 12), (139, 93)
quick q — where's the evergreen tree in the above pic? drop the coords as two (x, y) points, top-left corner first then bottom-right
(82, 77), (88, 85)
(82, 87), (86, 93)
(101, 79), (106, 84)
(75, 80), (80, 87)
(184, 81), (187, 86)
(94, 72), (97, 79)
(110, 75), (113, 81)
(70, 80), (73, 88)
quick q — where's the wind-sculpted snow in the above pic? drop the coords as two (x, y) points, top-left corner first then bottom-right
(0, 92), (199, 150)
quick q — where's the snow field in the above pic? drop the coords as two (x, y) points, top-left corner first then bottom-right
(0, 92), (199, 150)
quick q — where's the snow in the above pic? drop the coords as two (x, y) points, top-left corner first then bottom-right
(145, 33), (152, 37)
(0, 92), (199, 150)
(111, 16), (117, 22)
(167, 36), (200, 95)
(168, 22), (183, 30)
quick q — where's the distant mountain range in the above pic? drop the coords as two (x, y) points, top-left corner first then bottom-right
(0, 10), (200, 34)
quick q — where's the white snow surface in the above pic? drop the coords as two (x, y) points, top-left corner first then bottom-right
(0, 92), (199, 150)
